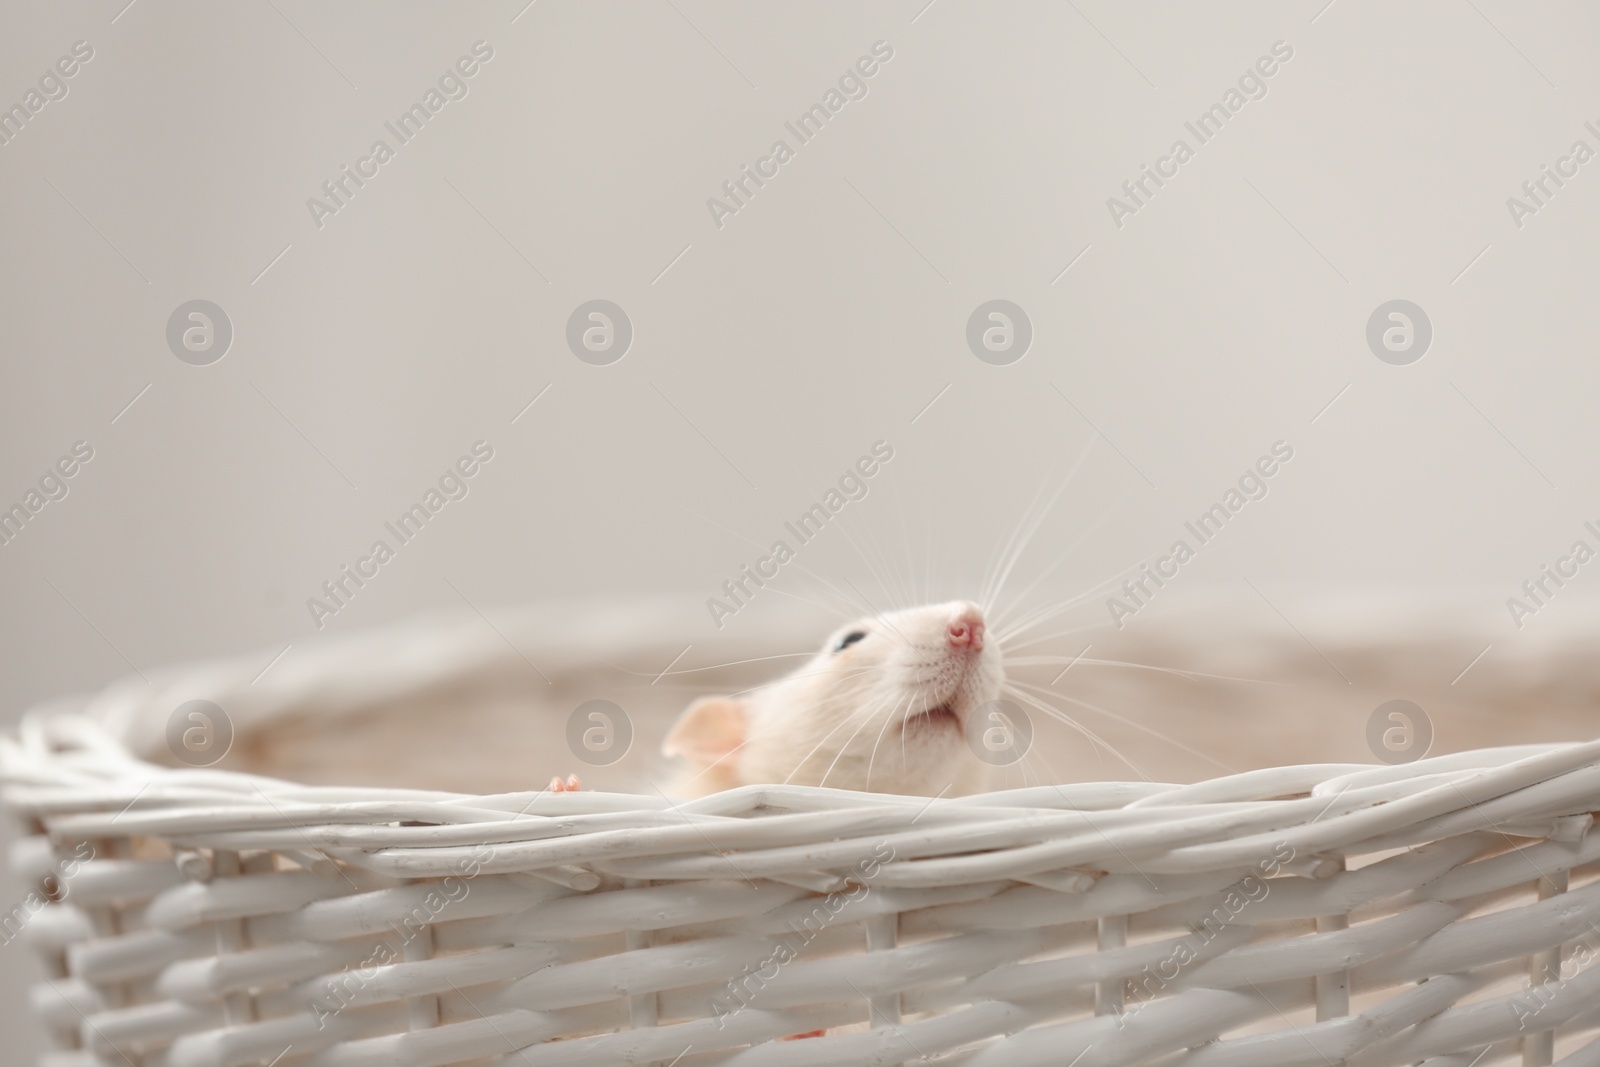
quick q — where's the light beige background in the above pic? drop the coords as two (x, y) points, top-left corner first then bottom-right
(3, 1), (1600, 1059)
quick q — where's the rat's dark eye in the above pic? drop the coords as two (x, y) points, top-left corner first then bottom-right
(834, 630), (868, 653)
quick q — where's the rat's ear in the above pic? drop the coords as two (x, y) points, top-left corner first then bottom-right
(662, 696), (748, 765)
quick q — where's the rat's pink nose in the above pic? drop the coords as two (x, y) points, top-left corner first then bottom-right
(947, 607), (985, 653)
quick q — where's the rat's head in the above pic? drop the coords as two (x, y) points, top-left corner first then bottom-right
(663, 600), (1004, 797)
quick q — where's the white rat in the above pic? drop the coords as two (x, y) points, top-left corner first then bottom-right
(544, 602), (1006, 1043)
(660, 600), (1004, 797)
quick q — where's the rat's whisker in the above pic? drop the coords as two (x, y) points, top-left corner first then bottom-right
(720, 662), (881, 701)
(865, 690), (914, 791)
(998, 622), (1106, 651)
(1000, 683), (1145, 779)
(992, 490), (1132, 630)
(670, 736), (757, 792)
(985, 436), (1096, 615)
(1005, 656), (1286, 687)
(856, 500), (913, 613)
(995, 577), (1121, 641)
(893, 494), (922, 611)
(662, 490), (868, 622)
(778, 685), (892, 784)
(980, 466), (1060, 612)
(617, 651), (818, 679)
(1009, 680), (1238, 775)
(995, 575), (1128, 642)
(786, 690), (894, 788)
(819, 692), (900, 789)
(995, 564), (1145, 644)
(758, 582), (861, 624)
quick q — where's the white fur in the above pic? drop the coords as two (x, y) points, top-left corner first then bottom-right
(671, 600), (1003, 797)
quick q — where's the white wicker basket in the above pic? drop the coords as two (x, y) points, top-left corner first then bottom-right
(5, 604), (1600, 1067)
